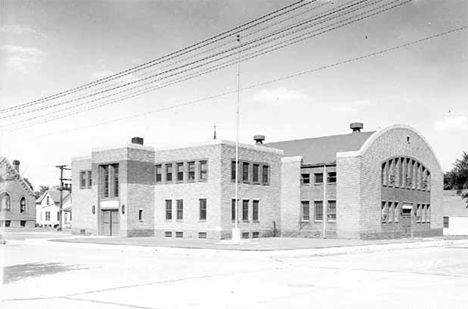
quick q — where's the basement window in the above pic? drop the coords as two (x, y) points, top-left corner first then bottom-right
(165, 231), (172, 238)
(198, 232), (207, 239)
(175, 231), (183, 238)
(138, 209), (143, 221)
(241, 232), (249, 239)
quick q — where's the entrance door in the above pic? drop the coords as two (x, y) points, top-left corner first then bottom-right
(102, 210), (119, 236)
(402, 206), (412, 237)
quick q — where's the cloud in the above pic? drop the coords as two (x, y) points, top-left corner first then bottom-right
(0, 24), (47, 39)
(90, 70), (140, 83)
(251, 87), (307, 104)
(331, 99), (373, 113)
(0, 45), (46, 73)
(434, 115), (468, 132)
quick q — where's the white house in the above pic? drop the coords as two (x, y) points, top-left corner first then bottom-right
(443, 190), (468, 236)
(36, 188), (72, 229)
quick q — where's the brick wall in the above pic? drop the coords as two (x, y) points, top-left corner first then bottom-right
(355, 126), (443, 239)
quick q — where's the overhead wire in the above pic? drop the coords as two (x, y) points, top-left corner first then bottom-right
(9, 26), (467, 136)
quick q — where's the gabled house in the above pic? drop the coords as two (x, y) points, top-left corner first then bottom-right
(0, 158), (36, 227)
(36, 188), (72, 228)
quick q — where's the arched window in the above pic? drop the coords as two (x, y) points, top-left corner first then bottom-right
(0, 193), (11, 211)
(381, 157), (430, 191)
(20, 197), (26, 213)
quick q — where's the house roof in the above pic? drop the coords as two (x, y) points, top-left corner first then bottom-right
(0, 157), (35, 196)
(444, 190), (468, 217)
(264, 131), (375, 165)
(37, 188), (71, 204)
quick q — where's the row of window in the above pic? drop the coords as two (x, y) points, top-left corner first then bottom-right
(381, 201), (431, 223)
(0, 220), (27, 227)
(79, 170), (92, 189)
(231, 161), (270, 185)
(165, 199), (207, 221)
(163, 231), (260, 239)
(301, 172), (336, 185)
(0, 193), (27, 213)
(156, 160), (208, 184)
(231, 199), (260, 222)
(301, 200), (336, 222)
(381, 157), (431, 191)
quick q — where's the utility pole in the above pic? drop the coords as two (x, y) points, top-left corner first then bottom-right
(56, 165), (71, 232)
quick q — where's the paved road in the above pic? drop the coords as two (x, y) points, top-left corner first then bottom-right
(2, 239), (468, 309)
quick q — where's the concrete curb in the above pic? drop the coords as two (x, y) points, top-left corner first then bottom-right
(9, 238), (468, 258)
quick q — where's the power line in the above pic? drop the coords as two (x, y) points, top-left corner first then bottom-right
(3, 0), (397, 124)
(9, 25), (466, 135)
(0, 0), (314, 114)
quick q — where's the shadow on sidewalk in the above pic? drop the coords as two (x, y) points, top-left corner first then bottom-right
(3, 262), (87, 284)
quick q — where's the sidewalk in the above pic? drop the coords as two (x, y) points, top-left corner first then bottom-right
(46, 235), (468, 257)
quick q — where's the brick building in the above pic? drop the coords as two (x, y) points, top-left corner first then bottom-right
(71, 123), (443, 239)
(0, 158), (36, 228)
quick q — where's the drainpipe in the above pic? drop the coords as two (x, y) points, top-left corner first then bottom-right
(323, 164), (327, 239)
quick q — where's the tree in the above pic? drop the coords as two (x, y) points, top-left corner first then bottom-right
(444, 151), (468, 190)
(34, 185), (49, 198)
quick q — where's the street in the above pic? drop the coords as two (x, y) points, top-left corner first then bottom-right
(1, 237), (468, 309)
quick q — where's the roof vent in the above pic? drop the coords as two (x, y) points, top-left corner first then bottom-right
(12, 160), (20, 172)
(131, 137), (144, 145)
(350, 122), (364, 133)
(253, 135), (265, 145)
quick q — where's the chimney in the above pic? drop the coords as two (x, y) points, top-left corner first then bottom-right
(131, 137), (144, 145)
(12, 160), (20, 172)
(350, 122), (364, 133)
(253, 135), (265, 145)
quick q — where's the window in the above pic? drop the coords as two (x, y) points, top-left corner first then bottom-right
(426, 205), (431, 223)
(20, 197), (26, 213)
(241, 232), (249, 239)
(5, 220), (11, 227)
(416, 204), (422, 223)
(327, 200), (336, 221)
(262, 165), (269, 184)
(315, 173), (323, 184)
(387, 202), (393, 223)
(421, 204), (426, 223)
(252, 200), (259, 222)
(87, 171), (92, 188)
(100, 164), (119, 198)
(47, 196), (50, 205)
(199, 161), (208, 181)
(198, 232), (207, 239)
(301, 173), (310, 184)
(176, 199), (183, 220)
(301, 201), (310, 222)
(231, 161), (237, 181)
(20, 220), (26, 227)
(165, 231), (172, 237)
(232, 199), (237, 222)
(443, 217), (449, 228)
(381, 202), (388, 223)
(242, 200), (249, 221)
(113, 164), (119, 197)
(314, 201), (323, 221)
(242, 162), (250, 182)
(328, 172), (337, 183)
(80, 171), (86, 189)
(155, 165), (162, 183)
(252, 232), (260, 238)
(166, 164), (173, 182)
(394, 202), (399, 223)
(46, 211), (51, 221)
(176, 231), (183, 238)
(188, 161), (195, 181)
(138, 209), (143, 221)
(177, 163), (184, 181)
(165, 200), (172, 220)
(57, 211), (61, 222)
(253, 164), (259, 183)
(199, 199), (207, 221)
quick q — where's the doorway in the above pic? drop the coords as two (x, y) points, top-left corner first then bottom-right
(401, 204), (412, 237)
(102, 210), (119, 236)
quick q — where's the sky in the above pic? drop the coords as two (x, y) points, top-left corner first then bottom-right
(0, 0), (467, 188)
